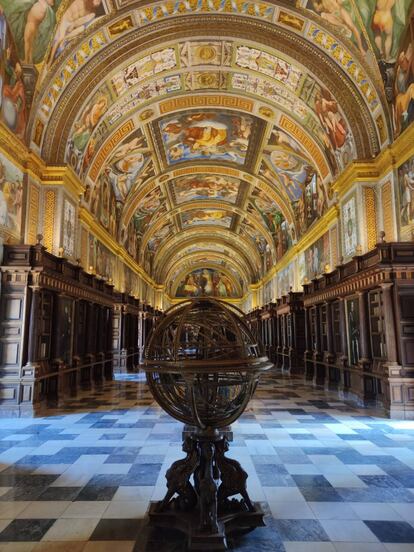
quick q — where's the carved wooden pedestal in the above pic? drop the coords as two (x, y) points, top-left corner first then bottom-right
(148, 432), (265, 551)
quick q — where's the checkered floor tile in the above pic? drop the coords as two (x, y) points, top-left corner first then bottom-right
(0, 371), (413, 551)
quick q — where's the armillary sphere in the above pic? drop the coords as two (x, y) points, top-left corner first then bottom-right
(143, 298), (273, 551)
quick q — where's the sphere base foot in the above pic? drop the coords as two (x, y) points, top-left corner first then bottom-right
(148, 500), (265, 551)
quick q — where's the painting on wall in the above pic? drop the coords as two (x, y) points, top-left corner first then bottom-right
(172, 174), (241, 204)
(158, 110), (254, 165)
(46, 0), (107, 67)
(277, 262), (295, 297)
(304, 231), (330, 279)
(66, 87), (110, 173)
(346, 296), (360, 366)
(89, 167), (118, 237)
(0, 154), (23, 239)
(0, 11), (27, 142)
(94, 129), (150, 203)
(62, 199), (76, 258)
(305, 1), (412, 62)
(88, 235), (115, 281)
(122, 187), (164, 260)
(146, 221), (173, 253)
(249, 189), (293, 260)
(1, 1), (109, 67)
(397, 155), (414, 240)
(1, 0), (62, 65)
(268, 149), (316, 203)
(393, 16), (414, 137)
(263, 279), (273, 304)
(342, 194), (358, 257)
(305, 0), (368, 56)
(298, 252), (306, 287)
(175, 268), (239, 298)
(181, 209), (233, 228)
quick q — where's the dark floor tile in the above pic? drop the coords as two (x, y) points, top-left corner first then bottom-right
(90, 518), (143, 540)
(105, 454), (136, 464)
(37, 486), (82, 501)
(299, 486), (344, 502)
(255, 465), (291, 486)
(0, 486), (47, 501)
(292, 475), (332, 487)
(122, 464), (162, 486)
(364, 520), (414, 543)
(0, 519), (55, 541)
(99, 433), (127, 440)
(360, 475), (403, 488)
(87, 474), (125, 486)
(76, 485), (118, 501)
(338, 487), (414, 503)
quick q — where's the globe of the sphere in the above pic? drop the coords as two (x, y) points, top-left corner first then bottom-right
(144, 298), (272, 429)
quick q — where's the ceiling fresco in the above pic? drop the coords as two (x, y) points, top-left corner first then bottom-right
(171, 174), (244, 204)
(156, 110), (256, 166)
(2, 0), (413, 298)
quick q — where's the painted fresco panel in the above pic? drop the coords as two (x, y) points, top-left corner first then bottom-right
(397, 155), (414, 241)
(0, 154), (23, 239)
(92, 129), (149, 203)
(394, 17), (414, 137)
(172, 174), (241, 204)
(304, 231), (330, 279)
(88, 235), (115, 281)
(182, 209), (233, 228)
(158, 111), (253, 165)
(0, 12), (27, 142)
(342, 194), (358, 258)
(1, 0), (62, 65)
(175, 268), (239, 298)
(62, 199), (76, 258)
(305, 0), (412, 62)
(277, 262), (295, 297)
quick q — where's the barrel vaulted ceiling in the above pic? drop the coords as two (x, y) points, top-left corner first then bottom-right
(6, 0), (412, 298)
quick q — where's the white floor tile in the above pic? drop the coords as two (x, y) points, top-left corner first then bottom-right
(61, 501), (109, 518)
(42, 518), (100, 541)
(102, 501), (148, 518)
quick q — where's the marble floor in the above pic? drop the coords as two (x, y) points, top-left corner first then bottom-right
(0, 371), (413, 551)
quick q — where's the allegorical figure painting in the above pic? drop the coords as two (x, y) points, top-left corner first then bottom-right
(307, 1), (412, 62)
(1, 0), (62, 65)
(0, 155), (23, 237)
(398, 155), (414, 240)
(88, 234), (115, 281)
(97, 130), (149, 203)
(175, 268), (238, 298)
(181, 209), (233, 228)
(66, 88), (109, 173)
(0, 11), (27, 142)
(159, 110), (253, 165)
(304, 231), (331, 279)
(342, 194), (358, 258)
(393, 22), (414, 137)
(46, 0), (106, 66)
(249, 189), (294, 260)
(172, 174), (241, 204)
(1, 0), (107, 66)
